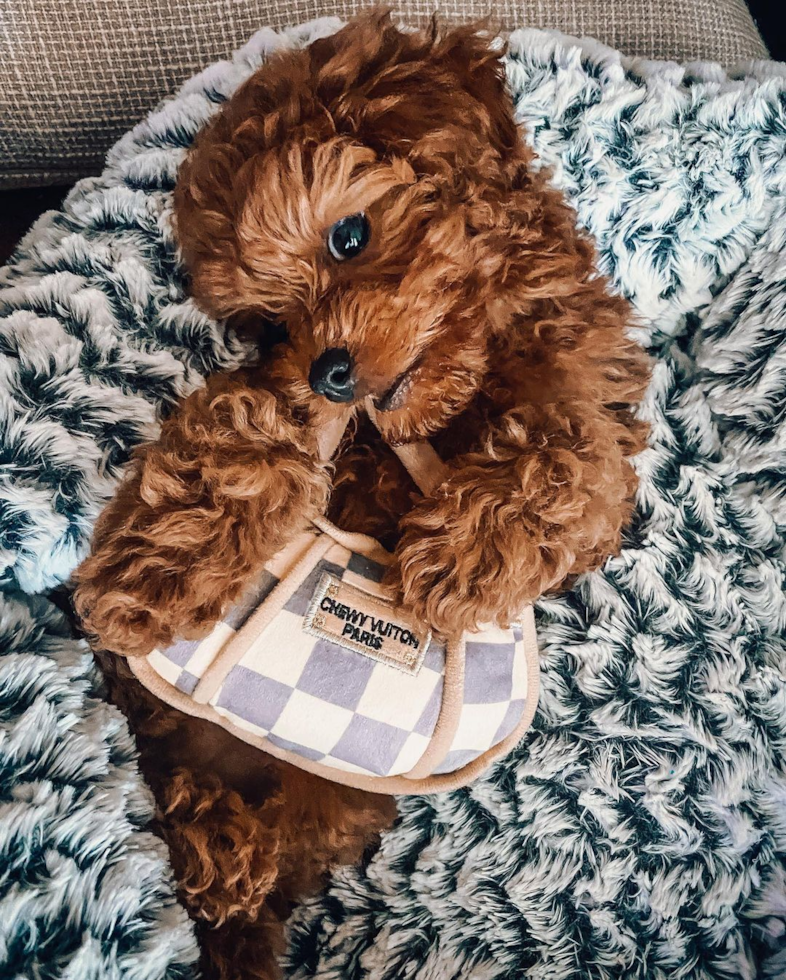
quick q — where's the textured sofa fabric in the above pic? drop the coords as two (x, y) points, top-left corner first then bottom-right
(0, 0), (768, 189)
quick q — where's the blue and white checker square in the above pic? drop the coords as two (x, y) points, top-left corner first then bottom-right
(148, 530), (528, 779)
(210, 619), (448, 777)
(432, 625), (529, 775)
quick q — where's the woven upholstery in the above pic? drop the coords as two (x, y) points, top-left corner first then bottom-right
(0, 0), (768, 190)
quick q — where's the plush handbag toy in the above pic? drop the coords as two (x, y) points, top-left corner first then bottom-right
(130, 405), (539, 794)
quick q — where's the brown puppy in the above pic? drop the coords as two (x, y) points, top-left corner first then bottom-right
(74, 13), (649, 979)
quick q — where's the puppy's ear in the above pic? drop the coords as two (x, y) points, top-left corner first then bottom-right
(311, 15), (522, 175)
(307, 8), (399, 78)
(429, 23), (520, 159)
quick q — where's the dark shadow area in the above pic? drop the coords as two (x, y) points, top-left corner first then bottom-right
(0, 185), (72, 264)
(747, 0), (784, 61)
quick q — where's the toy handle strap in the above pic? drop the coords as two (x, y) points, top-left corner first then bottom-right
(365, 400), (450, 496)
(379, 431), (449, 496)
(315, 403), (449, 497)
(315, 411), (354, 462)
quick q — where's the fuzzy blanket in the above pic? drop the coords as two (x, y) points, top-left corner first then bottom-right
(1, 18), (785, 980)
(0, 592), (197, 978)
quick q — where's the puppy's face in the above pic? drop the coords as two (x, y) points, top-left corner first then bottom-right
(175, 17), (523, 439)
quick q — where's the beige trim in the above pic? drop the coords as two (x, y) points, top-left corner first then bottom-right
(312, 401), (448, 498)
(404, 635), (465, 779)
(131, 604), (540, 795)
(311, 515), (394, 564)
(317, 408), (355, 461)
(365, 399), (449, 496)
(192, 532), (333, 704)
(389, 441), (450, 496)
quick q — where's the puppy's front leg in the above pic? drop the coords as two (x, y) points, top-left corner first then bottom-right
(73, 368), (332, 656)
(390, 401), (642, 637)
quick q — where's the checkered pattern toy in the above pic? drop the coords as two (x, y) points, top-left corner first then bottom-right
(131, 414), (539, 794)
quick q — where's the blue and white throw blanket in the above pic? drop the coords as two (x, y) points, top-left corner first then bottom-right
(1, 18), (785, 979)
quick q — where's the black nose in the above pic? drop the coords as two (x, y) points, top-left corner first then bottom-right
(309, 348), (356, 402)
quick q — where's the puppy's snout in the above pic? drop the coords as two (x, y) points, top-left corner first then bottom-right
(309, 348), (356, 403)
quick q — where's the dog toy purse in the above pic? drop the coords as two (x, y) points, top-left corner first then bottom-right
(129, 410), (539, 794)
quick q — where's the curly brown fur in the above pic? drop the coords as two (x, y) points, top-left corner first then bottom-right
(96, 651), (396, 980)
(74, 12), (649, 978)
(164, 10), (648, 633)
(74, 363), (337, 656)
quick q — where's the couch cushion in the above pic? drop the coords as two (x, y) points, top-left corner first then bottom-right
(0, 0), (768, 189)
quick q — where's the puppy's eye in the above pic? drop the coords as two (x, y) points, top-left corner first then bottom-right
(227, 311), (288, 352)
(327, 213), (370, 261)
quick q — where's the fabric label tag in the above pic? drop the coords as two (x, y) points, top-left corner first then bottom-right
(303, 573), (430, 675)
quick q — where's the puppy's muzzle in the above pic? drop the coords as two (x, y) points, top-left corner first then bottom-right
(309, 348), (356, 403)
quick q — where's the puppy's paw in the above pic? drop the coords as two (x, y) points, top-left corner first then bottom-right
(159, 769), (283, 926)
(388, 525), (498, 638)
(389, 486), (544, 637)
